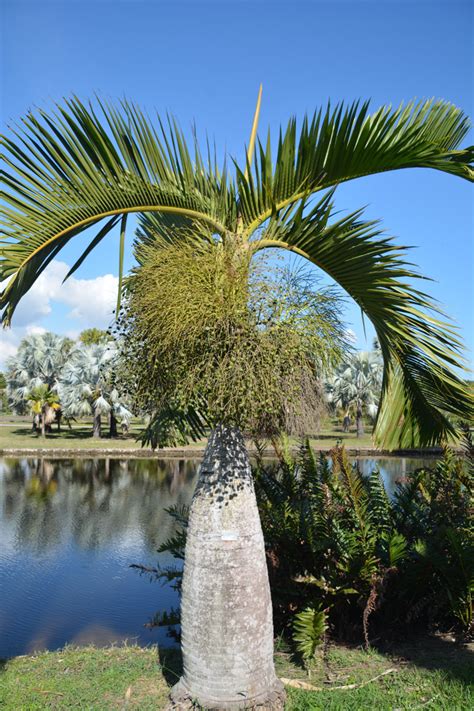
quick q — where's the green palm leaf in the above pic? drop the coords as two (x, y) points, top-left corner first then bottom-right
(254, 193), (472, 448)
(238, 98), (473, 233)
(1, 97), (233, 324)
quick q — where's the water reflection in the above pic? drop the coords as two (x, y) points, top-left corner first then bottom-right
(351, 456), (436, 495)
(0, 457), (198, 658)
(0, 454), (436, 658)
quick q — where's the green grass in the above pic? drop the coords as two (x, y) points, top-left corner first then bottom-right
(0, 645), (168, 710)
(0, 416), (376, 453)
(0, 638), (472, 710)
(0, 419), (206, 451)
(275, 637), (474, 710)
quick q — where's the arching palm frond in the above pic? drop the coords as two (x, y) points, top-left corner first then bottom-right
(238, 99), (473, 233)
(254, 194), (472, 448)
(1, 98), (234, 325)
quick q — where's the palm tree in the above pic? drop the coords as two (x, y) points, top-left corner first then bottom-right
(5, 331), (73, 429)
(1, 92), (472, 709)
(327, 350), (383, 437)
(58, 343), (132, 438)
(26, 384), (61, 437)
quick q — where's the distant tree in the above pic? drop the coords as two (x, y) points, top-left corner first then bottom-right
(326, 350), (383, 437)
(0, 372), (9, 413)
(58, 343), (132, 438)
(79, 328), (111, 345)
(27, 384), (61, 437)
(5, 332), (73, 427)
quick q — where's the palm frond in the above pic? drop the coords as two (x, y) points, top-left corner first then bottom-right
(138, 402), (209, 449)
(238, 98), (473, 233)
(366, 470), (392, 532)
(254, 196), (472, 448)
(1, 97), (234, 324)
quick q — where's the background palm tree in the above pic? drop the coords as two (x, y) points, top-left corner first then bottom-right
(58, 343), (132, 438)
(26, 384), (61, 437)
(327, 350), (383, 437)
(1, 92), (472, 709)
(5, 331), (73, 429)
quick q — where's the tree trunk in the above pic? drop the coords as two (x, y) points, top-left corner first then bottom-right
(40, 408), (46, 438)
(93, 410), (101, 438)
(343, 412), (350, 433)
(170, 424), (285, 710)
(109, 412), (118, 438)
(356, 405), (364, 438)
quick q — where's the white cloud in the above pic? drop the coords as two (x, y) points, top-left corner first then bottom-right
(11, 261), (118, 326)
(0, 261), (118, 369)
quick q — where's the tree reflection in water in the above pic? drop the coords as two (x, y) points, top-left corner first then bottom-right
(0, 457), (199, 657)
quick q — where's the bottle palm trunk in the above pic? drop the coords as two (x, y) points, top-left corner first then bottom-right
(170, 424), (285, 710)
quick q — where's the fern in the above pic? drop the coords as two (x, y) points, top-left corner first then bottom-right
(298, 438), (319, 492)
(366, 469), (392, 532)
(292, 605), (328, 664)
(378, 531), (408, 568)
(332, 448), (370, 537)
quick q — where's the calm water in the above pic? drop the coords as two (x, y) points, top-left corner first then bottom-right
(0, 455), (435, 658)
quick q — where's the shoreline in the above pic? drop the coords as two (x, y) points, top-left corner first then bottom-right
(0, 445), (449, 459)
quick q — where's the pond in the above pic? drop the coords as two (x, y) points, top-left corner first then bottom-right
(0, 454), (436, 658)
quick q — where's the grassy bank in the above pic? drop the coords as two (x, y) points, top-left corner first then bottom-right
(0, 416), (386, 453)
(1, 638), (472, 710)
(0, 419), (204, 451)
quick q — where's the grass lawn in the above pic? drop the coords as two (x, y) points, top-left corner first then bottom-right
(0, 416), (377, 453)
(0, 418), (205, 451)
(0, 637), (472, 710)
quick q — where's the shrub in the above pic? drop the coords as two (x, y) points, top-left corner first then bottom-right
(255, 442), (473, 645)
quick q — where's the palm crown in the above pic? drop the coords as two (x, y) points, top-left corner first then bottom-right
(1, 92), (473, 447)
(5, 332), (72, 409)
(58, 342), (132, 424)
(327, 350), (383, 420)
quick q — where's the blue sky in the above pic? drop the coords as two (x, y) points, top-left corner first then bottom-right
(1, 0), (473, 369)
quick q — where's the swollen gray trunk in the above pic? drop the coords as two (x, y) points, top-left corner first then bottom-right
(170, 424), (285, 710)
